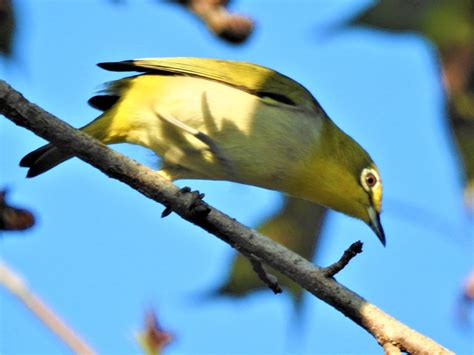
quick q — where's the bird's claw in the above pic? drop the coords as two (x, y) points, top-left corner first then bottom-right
(179, 186), (211, 217)
(161, 206), (173, 218)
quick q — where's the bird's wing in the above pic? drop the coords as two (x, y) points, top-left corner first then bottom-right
(98, 58), (322, 111)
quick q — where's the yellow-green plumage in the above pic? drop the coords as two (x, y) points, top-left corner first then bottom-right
(20, 57), (385, 243)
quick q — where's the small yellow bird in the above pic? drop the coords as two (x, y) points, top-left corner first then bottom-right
(20, 58), (385, 244)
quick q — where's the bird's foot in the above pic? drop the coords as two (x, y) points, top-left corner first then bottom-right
(179, 186), (211, 217)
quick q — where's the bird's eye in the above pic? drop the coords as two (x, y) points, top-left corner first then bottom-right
(361, 168), (380, 192)
(365, 173), (377, 187)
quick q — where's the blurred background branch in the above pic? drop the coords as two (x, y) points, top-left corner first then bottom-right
(0, 189), (94, 353)
(0, 261), (96, 354)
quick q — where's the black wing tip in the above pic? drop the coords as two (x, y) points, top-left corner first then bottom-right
(88, 95), (120, 111)
(20, 156), (41, 177)
(26, 169), (40, 178)
(19, 159), (30, 168)
(19, 153), (36, 168)
(97, 60), (136, 72)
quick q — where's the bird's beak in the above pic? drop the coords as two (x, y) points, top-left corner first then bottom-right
(367, 205), (385, 246)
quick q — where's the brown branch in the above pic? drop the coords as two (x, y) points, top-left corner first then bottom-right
(0, 261), (96, 354)
(323, 241), (363, 278)
(0, 80), (452, 354)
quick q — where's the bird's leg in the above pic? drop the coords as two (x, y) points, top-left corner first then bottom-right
(160, 186), (210, 219)
(178, 186), (211, 217)
(156, 165), (210, 218)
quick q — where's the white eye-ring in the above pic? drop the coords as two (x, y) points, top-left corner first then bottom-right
(361, 168), (380, 192)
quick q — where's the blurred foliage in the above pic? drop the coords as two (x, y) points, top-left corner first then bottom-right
(457, 270), (474, 326)
(0, 0), (14, 56)
(0, 190), (35, 231)
(348, 0), (474, 212)
(350, 0), (473, 48)
(219, 197), (326, 309)
(137, 310), (172, 355)
(166, 0), (254, 44)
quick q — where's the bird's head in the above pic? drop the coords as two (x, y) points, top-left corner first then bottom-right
(318, 160), (385, 245)
(354, 165), (384, 245)
(321, 124), (385, 245)
(289, 127), (385, 245)
(316, 161), (385, 245)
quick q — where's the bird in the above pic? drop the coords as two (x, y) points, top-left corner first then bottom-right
(20, 57), (385, 244)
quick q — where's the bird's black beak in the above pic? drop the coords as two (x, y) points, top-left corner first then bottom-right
(368, 206), (385, 246)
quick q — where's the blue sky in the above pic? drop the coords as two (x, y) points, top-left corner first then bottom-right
(1, 0), (473, 354)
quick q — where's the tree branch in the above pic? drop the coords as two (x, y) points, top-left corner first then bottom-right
(0, 80), (452, 354)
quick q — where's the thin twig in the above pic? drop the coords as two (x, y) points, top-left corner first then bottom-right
(0, 80), (453, 354)
(323, 241), (363, 278)
(0, 261), (96, 354)
(248, 254), (282, 294)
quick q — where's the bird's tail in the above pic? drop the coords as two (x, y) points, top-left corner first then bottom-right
(20, 77), (130, 178)
(20, 112), (126, 178)
(19, 143), (74, 178)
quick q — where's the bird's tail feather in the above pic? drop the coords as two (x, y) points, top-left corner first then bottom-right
(19, 143), (73, 178)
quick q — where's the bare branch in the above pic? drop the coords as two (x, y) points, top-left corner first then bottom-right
(0, 80), (452, 354)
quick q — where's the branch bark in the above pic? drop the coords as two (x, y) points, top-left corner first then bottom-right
(0, 80), (452, 354)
